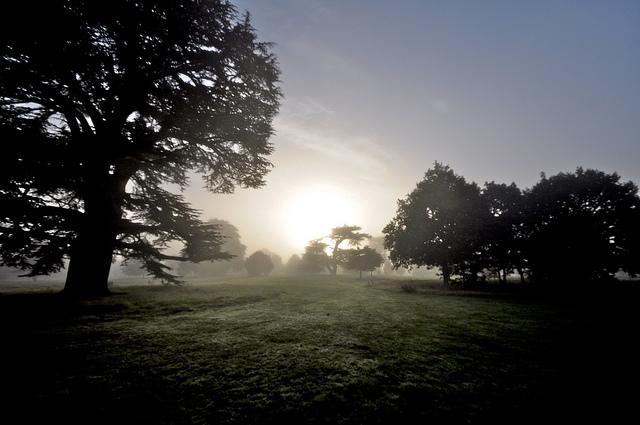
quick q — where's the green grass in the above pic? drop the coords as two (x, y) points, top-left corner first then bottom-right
(0, 276), (636, 424)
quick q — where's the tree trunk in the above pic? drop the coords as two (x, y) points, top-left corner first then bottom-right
(359, 270), (362, 280)
(330, 241), (340, 275)
(441, 264), (451, 285)
(63, 173), (123, 296)
(517, 267), (526, 284)
(64, 230), (114, 296)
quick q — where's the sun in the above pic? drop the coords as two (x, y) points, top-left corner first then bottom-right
(283, 184), (361, 251)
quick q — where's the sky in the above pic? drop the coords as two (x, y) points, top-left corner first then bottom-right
(183, 0), (640, 259)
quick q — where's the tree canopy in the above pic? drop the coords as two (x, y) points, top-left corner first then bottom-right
(343, 246), (384, 279)
(283, 254), (303, 275)
(481, 182), (525, 284)
(327, 225), (371, 275)
(177, 219), (246, 278)
(384, 163), (640, 285)
(301, 240), (331, 274)
(522, 168), (640, 283)
(383, 163), (489, 284)
(245, 250), (274, 277)
(0, 0), (281, 294)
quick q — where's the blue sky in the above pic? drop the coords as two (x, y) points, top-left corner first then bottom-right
(187, 0), (640, 257)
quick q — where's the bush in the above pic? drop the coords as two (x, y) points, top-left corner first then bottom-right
(245, 251), (274, 277)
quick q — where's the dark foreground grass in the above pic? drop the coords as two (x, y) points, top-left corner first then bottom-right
(0, 276), (637, 424)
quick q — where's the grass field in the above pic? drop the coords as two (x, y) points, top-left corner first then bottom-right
(0, 276), (637, 424)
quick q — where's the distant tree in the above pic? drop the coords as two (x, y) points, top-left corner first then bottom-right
(177, 219), (246, 278)
(368, 236), (406, 276)
(245, 251), (274, 277)
(481, 182), (526, 283)
(383, 163), (489, 284)
(344, 247), (384, 279)
(0, 1), (281, 295)
(327, 225), (371, 275)
(522, 168), (640, 284)
(120, 258), (146, 278)
(301, 240), (331, 273)
(259, 249), (283, 274)
(283, 254), (303, 275)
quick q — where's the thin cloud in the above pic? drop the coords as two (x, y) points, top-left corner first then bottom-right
(274, 116), (394, 182)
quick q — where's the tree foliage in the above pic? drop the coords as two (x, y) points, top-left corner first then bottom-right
(283, 254), (303, 275)
(383, 163), (489, 284)
(120, 258), (146, 277)
(343, 246), (384, 279)
(301, 239), (330, 273)
(245, 250), (274, 277)
(177, 219), (246, 278)
(259, 248), (283, 274)
(522, 168), (640, 283)
(384, 163), (640, 286)
(327, 225), (371, 275)
(0, 0), (281, 294)
(481, 182), (525, 283)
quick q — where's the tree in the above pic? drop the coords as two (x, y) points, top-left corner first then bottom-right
(327, 225), (370, 275)
(245, 251), (273, 277)
(343, 246), (384, 279)
(301, 239), (330, 273)
(0, 1), (281, 295)
(522, 168), (640, 284)
(283, 254), (303, 275)
(259, 248), (283, 274)
(177, 219), (246, 278)
(481, 182), (526, 284)
(120, 258), (146, 278)
(368, 235), (406, 276)
(383, 163), (489, 284)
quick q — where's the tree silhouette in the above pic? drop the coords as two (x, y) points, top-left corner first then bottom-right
(522, 168), (640, 284)
(259, 248), (283, 274)
(177, 219), (246, 278)
(383, 163), (489, 284)
(343, 246), (384, 279)
(0, 1), (281, 295)
(327, 225), (371, 275)
(481, 182), (526, 283)
(301, 239), (331, 273)
(283, 254), (303, 275)
(245, 251), (274, 277)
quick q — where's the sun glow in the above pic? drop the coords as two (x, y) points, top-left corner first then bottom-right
(283, 185), (361, 251)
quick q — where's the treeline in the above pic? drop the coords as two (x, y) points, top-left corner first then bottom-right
(383, 163), (640, 285)
(119, 218), (285, 279)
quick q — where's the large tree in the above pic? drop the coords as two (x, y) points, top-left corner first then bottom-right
(0, 1), (281, 295)
(383, 163), (489, 284)
(522, 168), (640, 284)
